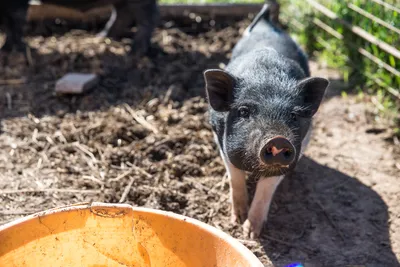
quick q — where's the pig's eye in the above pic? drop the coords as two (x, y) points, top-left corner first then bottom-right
(238, 106), (250, 118)
(291, 113), (298, 121)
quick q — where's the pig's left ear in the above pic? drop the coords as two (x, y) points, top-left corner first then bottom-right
(204, 69), (235, 111)
(297, 77), (329, 117)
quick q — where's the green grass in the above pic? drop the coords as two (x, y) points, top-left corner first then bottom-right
(278, 0), (399, 130)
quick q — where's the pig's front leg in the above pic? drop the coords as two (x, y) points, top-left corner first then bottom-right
(217, 149), (248, 223)
(214, 132), (248, 223)
(226, 158), (248, 224)
(243, 175), (284, 239)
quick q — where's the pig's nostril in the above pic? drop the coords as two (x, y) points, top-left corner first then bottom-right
(283, 149), (292, 159)
(264, 150), (272, 159)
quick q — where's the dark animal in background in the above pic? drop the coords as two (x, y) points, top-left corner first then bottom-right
(204, 1), (329, 238)
(0, 0), (159, 56)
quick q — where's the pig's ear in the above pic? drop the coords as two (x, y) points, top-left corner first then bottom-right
(204, 69), (235, 111)
(297, 77), (329, 117)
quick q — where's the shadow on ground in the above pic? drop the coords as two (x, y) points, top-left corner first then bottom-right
(261, 156), (399, 267)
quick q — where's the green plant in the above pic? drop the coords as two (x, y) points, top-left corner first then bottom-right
(279, 0), (399, 127)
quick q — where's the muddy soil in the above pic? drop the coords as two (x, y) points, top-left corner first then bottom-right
(0, 16), (399, 266)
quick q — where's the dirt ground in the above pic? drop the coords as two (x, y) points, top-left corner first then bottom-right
(0, 16), (399, 267)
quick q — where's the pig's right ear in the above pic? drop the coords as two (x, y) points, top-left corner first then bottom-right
(297, 77), (329, 117)
(204, 69), (235, 111)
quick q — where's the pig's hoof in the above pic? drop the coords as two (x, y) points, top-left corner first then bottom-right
(231, 205), (248, 224)
(243, 219), (262, 239)
(231, 213), (241, 224)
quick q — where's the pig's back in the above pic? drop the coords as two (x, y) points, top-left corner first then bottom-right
(231, 20), (310, 76)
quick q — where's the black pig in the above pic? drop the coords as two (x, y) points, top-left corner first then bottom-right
(204, 1), (329, 238)
(0, 0), (158, 56)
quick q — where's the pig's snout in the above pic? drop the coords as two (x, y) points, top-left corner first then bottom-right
(260, 136), (296, 166)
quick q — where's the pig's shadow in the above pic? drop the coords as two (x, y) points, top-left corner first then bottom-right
(259, 156), (399, 266)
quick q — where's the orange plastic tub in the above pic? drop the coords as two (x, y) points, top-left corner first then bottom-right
(0, 202), (263, 267)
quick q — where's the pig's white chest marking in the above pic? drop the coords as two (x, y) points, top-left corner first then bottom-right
(300, 125), (312, 158)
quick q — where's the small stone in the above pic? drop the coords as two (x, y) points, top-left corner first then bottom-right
(55, 73), (98, 94)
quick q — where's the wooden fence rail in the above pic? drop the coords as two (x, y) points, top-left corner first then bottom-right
(347, 3), (400, 35)
(306, 0), (400, 60)
(371, 0), (400, 14)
